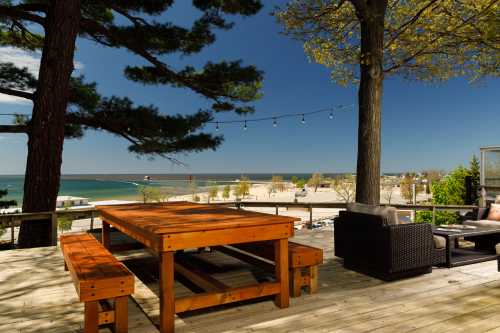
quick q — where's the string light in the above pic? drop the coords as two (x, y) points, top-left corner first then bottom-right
(207, 105), (352, 131)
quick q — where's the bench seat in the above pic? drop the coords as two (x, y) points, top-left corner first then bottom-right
(60, 233), (134, 333)
(217, 241), (323, 297)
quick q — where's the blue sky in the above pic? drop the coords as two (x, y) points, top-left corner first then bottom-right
(0, 1), (498, 175)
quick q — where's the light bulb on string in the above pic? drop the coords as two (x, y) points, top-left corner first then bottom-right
(301, 114), (306, 124)
(243, 120), (247, 131)
(215, 122), (219, 131)
(329, 112), (334, 120)
(272, 117), (277, 127)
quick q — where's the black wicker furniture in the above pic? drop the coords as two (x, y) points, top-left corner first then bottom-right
(334, 210), (446, 281)
(463, 206), (500, 251)
(434, 226), (500, 267)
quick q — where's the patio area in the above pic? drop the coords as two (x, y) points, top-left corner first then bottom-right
(2, 227), (500, 333)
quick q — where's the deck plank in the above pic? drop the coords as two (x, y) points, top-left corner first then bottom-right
(1, 228), (500, 332)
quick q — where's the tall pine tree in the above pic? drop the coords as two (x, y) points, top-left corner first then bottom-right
(0, 1), (263, 247)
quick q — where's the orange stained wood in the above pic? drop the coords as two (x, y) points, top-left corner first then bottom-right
(60, 233), (135, 302)
(97, 202), (298, 252)
(233, 241), (323, 268)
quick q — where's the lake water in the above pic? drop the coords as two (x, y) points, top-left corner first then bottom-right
(0, 173), (337, 206)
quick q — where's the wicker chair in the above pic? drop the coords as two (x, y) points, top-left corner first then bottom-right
(334, 210), (446, 281)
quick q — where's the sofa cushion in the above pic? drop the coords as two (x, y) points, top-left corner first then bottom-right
(487, 204), (500, 221)
(346, 203), (399, 225)
(496, 195), (500, 204)
(433, 235), (446, 249)
(463, 219), (500, 229)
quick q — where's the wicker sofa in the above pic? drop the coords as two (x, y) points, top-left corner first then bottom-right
(463, 204), (500, 251)
(334, 205), (446, 281)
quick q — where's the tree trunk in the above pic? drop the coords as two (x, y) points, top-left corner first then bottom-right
(17, 0), (81, 248)
(355, 5), (386, 205)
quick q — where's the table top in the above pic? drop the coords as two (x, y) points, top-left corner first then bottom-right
(433, 225), (500, 238)
(98, 202), (299, 235)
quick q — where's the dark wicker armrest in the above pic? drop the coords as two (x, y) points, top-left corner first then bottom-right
(386, 223), (434, 272)
(477, 208), (489, 220)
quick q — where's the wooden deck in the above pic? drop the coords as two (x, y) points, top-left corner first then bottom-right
(2, 228), (500, 332)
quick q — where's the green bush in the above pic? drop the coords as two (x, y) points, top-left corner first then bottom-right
(415, 210), (460, 225)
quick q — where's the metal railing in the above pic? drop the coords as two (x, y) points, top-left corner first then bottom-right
(0, 201), (479, 245)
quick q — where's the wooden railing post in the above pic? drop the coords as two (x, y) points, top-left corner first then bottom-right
(51, 212), (58, 246)
(10, 217), (15, 244)
(308, 205), (313, 229)
(90, 210), (94, 230)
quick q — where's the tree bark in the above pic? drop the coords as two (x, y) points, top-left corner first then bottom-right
(17, 0), (81, 248)
(355, 2), (387, 205)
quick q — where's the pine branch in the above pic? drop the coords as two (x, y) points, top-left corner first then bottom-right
(0, 86), (34, 100)
(0, 124), (28, 133)
(0, 5), (46, 27)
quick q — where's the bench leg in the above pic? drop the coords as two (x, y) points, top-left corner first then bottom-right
(291, 268), (302, 297)
(160, 251), (175, 333)
(274, 238), (289, 308)
(84, 301), (99, 333)
(114, 296), (128, 333)
(308, 265), (318, 294)
(64, 261), (68, 271)
(102, 220), (111, 250)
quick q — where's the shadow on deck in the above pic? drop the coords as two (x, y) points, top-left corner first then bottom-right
(1, 228), (500, 332)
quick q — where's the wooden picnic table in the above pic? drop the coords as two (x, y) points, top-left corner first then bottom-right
(97, 202), (297, 333)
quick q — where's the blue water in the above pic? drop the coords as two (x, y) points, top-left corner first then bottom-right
(2, 172), (385, 206)
(0, 173), (337, 206)
(0, 175), (239, 206)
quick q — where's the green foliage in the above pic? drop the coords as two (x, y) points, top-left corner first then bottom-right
(208, 182), (219, 203)
(417, 165), (472, 224)
(400, 173), (423, 203)
(470, 155), (481, 204)
(271, 175), (286, 192)
(308, 173), (323, 192)
(58, 202), (73, 233)
(0, 188), (16, 209)
(295, 179), (307, 189)
(0, 0), (264, 160)
(290, 176), (299, 184)
(276, 1), (499, 85)
(234, 176), (251, 198)
(57, 216), (73, 233)
(137, 185), (163, 203)
(222, 185), (231, 200)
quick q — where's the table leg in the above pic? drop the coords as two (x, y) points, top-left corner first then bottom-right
(160, 251), (175, 333)
(446, 237), (453, 268)
(274, 238), (289, 308)
(102, 220), (111, 250)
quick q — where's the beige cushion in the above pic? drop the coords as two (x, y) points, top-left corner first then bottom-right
(463, 219), (500, 229)
(495, 195), (500, 203)
(487, 203), (500, 221)
(496, 243), (500, 255)
(346, 203), (399, 225)
(433, 235), (446, 249)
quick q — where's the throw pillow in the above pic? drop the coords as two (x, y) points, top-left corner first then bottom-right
(487, 203), (500, 221)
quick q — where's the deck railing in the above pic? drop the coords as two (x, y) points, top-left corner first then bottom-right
(0, 201), (479, 245)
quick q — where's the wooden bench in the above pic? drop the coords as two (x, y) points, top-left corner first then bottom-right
(216, 241), (323, 297)
(60, 233), (135, 333)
